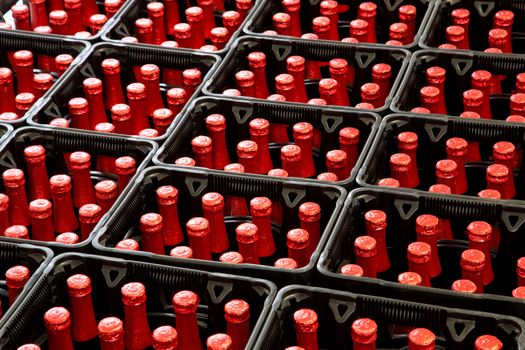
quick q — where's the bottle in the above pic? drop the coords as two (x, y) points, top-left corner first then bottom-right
(446, 25), (468, 49)
(139, 213), (165, 254)
(67, 274), (98, 343)
(407, 242), (432, 287)
(101, 59), (126, 110)
(121, 282), (153, 350)
(222, 11), (241, 40)
(350, 19), (369, 42)
(425, 66), (447, 113)
(341, 264), (363, 277)
(249, 118), (273, 174)
(135, 18), (155, 44)
(49, 174), (79, 233)
(390, 23), (409, 45)
(246, 52), (270, 99)
(236, 0), (253, 21)
(360, 83), (381, 108)
(175, 157), (196, 166)
(156, 186), (184, 246)
(408, 328), (435, 350)
(116, 239), (139, 251)
(33, 73), (54, 99)
(493, 10), (515, 45)
(488, 29), (510, 53)
(105, 0), (122, 18)
(56, 232), (80, 244)
(420, 86), (446, 114)
(463, 89), (485, 117)
(492, 141), (516, 194)
(44, 307), (74, 350)
(329, 59), (350, 106)
(79, 204), (102, 241)
(29, 199), (55, 241)
(293, 309), (319, 350)
(235, 71), (256, 97)
(49, 10), (68, 35)
(510, 93), (525, 117)
(445, 138), (468, 194)
(318, 78), (338, 105)
(281, 0), (301, 37)
(209, 28), (229, 50)
(486, 164), (513, 199)
(389, 153), (418, 188)
(377, 178), (400, 187)
(198, 0), (214, 39)
(281, 145), (303, 177)
(153, 325), (178, 350)
(250, 197), (275, 257)
(151, 108), (173, 135)
(186, 7), (206, 49)
(293, 122), (316, 177)
(286, 56), (308, 102)
(275, 258), (298, 269)
(312, 16), (331, 40)
(147, 2), (167, 45)
(372, 63), (392, 106)
(475, 335), (503, 350)
(287, 228), (310, 267)
(173, 290), (203, 350)
(415, 215), (441, 277)
(398, 272), (422, 286)
(69, 98), (90, 130)
(164, 0), (180, 36)
(206, 114), (231, 170)
(362, 210), (389, 274)
(90, 14), (108, 34)
(354, 236), (377, 277)
(220, 251), (243, 264)
(0, 194), (9, 234)
(170, 246), (193, 259)
(451, 279), (477, 293)
(236, 223), (260, 264)
(460, 249), (485, 293)
(115, 156), (136, 194)
(126, 83), (149, 134)
(173, 23), (193, 48)
(358, 2), (377, 43)
(302, 34), (322, 80)
(0, 68), (15, 114)
(275, 73), (297, 102)
(29, 0), (49, 28)
(435, 159), (458, 194)
(470, 70), (492, 119)
(320, 0), (339, 41)
(15, 92), (35, 117)
(11, 4), (31, 31)
(397, 132), (420, 188)
(351, 318), (377, 350)
(83, 78), (107, 128)
(224, 300), (250, 350)
(202, 192), (229, 253)
(167, 88), (187, 116)
(428, 184), (454, 240)
(223, 163), (250, 216)
(12, 51), (34, 95)
(467, 221), (494, 285)
(207, 334), (232, 350)
(326, 150), (349, 181)
(518, 257), (525, 286)
(98, 317), (125, 350)
(23, 145), (50, 200)
(451, 8), (469, 41)
(299, 202), (321, 257)
(6, 265), (30, 305)
(2, 169), (31, 226)
(187, 217), (211, 260)
(94, 180), (117, 215)
(237, 140), (258, 174)
(140, 65), (164, 118)
(399, 5), (417, 40)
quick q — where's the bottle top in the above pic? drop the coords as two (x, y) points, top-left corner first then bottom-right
(471, 70), (492, 88)
(115, 156), (136, 175)
(98, 317), (124, 343)
(299, 202), (321, 222)
(250, 197), (272, 216)
(249, 118), (270, 137)
(272, 12), (291, 30)
(16, 345), (41, 350)
(69, 97), (89, 115)
(317, 172), (338, 182)
(446, 137), (468, 157)
(489, 28), (509, 45)
(319, 78), (338, 95)
(446, 25), (465, 41)
(399, 4), (417, 21)
(420, 86), (440, 103)
(390, 23), (408, 40)
(222, 11), (241, 27)
(475, 335), (503, 350)
(372, 63), (392, 80)
(183, 69), (202, 86)
(478, 189), (501, 199)
(467, 221), (492, 243)
(235, 70), (255, 88)
(340, 128), (360, 146)
(167, 88), (187, 105)
(364, 209), (386, 231)
(95, 180), (117, 200)
(49, 174), (71, 193)
(186, 217), (210, 237)
(206, 114), (227, 133)
(451, 279), (477, 293)
(172, 290), (199, 314)
(451, 8), (470, 25)
(224, 299), (250, 323)
(67, 274), (92, 297)
(116, 239), (139, 251)
(29, 199), (52, 219)
(0, 194), (8, 211)
(153, 108), (173, 127)
(293, 122), (313, 140)
(341, 264), (363, 276)
(389, 152), (411, 170)
(398, 271), (422, 285)
(302, 33), (319, 40)
(286, 56), (306, 73)
(386, 40), (403, 46)
(121, 282), (147, 305)
(513, 286), (525, 299)
(361, 83), (380, 99)
(463, 89), (484, 106)
(24, 144), (46, 163)
(358, 2), (377, 18)
(3, 169), (25, 188)
(247, 52), (267, 69)
(409, 328), (436, 348)
(141, 64), (160, 81)
(15, 92), (35, 110)
(174, 23), (192, 38)
(223, 89), (241, 96)
(411, 107), (431, 113)
(49, 10), (68, 25)
(494, 10), (514, 27)
(435, 159), (458, 176)
(407, 241), (431, 263)
(236, 0), (253, 11)
(426, 66), (446, 85)
(147, 2), (165, 17)
(44, 307), (71, 331)
(308, 98), (327, 105)
(377, 178), (400, 187)
(175, 157), (196, 166)
(207, 334), (233, 350)
(275, 258), (298, 269)
(140, 212), (163, 233)
(354, 235), (377, 257)
(486, 164), (509, 181)
(282, 0), (300, 12)
(79, 204), (103, 224)
(493, 141), (516, 161)
(415, 214), (439, 236)
(236, 223), (258, 244)
(350, 19), (368, 36)
(461, 249), (485, 271)
(83, 77), (103, 95)
(153, 326), (179, 349)
(320, 0), (337, 16)
(6, 265), (30, 288)
(202, 192), (224, 211)
(156, 185), (178, 205)
(34, 73), (53, 91)
(351, 318), (377, 344)
(56, 232), (80, 244)
(0, 112), (19, 121)
(287, 228), (310, 250)
(293, 309), (318, 333)
(219, 251), (243, 264)
(237, 140), (258, 159)
(397, 131), (418, 151)
(312, 16), (331, 34)
(135, 18), (153, 33)
(90, 14), (108, 27)
(4, 225), (29, 239)
(161, 40), (179, 48)
(275, 73), (295, 91)
(281, 144), (302, 162)
(170, 246), (193, 258)
(224, 163), (245, 172)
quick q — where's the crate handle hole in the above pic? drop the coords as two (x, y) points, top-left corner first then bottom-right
(185, 177), (208, 197)
(474, 1), (495, 17)
(329, 299), (356, 323)
(446, 318), (476, 342)
(394, 199), (419, 220)
(233, 106), (253, 124)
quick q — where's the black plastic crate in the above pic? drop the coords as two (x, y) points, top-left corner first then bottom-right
(244, 0), (436, 50)
(28, 41), (220, 143)
(255, 284), (525, 350)
(103, 0), (261, 56)
(358, 113), (525, 201)
(318, 187), (525, 320)
(93, 166), (346, 285)
(421, 0), (525, 53)
(0, 252), (276, 349)
(391, 49), (525, 117)
(0, 126), (157, 252)
(153, 96), (380, 188)
(0, 29), (88, 126)
(0, 0), (131, 42)
(202, 36), (410, 115)
(0, 242), (53, 330)
(0, 124), (13, 147)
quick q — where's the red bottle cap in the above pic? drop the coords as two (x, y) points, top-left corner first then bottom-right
(263, 30), (278, 35)
(95, 180), (117, 201)
(237, 140), (258, 159)
(15, 92), (35, 111)
(29, 199), (52, 219)
(420, 86), (441, 104)
(341, 264), (363, 276)
(90, 14), (108, 31)
(6, 265), (30, 288)
(11, 5), (29, 19)
(202, 192), (225, 212)
(224, 299), (249, 323)
(4, 225), (29, 239)
(156, 185), (178, 206)
(461, 249), (485, 272)
(98, 317), (124, 343)
(320, 0), (337, 16)
(486, 164), (509, 182)
(409, 328), (435, 349)
(153, 326), (178, 349)
(24, 144), (46, 163)
(399, 4), (416, 21)
(79, 204), (102, 224)
(33, 26), (52, 34)
(377, 178), (400, 187)
(372, 63), (392, 81)
(153, 108), (174, 128)
(111, 104), (131, 123)
(416, 214), (439, 236)
(69, 97), (89, 117)
(67, 274), (92, 297)
(49, 174), (71, 193)
(0, 112), (20, 121)
(116, 239), (139, 251)
(3, 168), (25, 188)
(351, 318), (377, 345)
(389, 153), (411, 172)
(267, 94), (286, 101)
(172, 290), (199, 314)
(293, 309), (318, 333)
(101, 58), (121, 75)
(513, 286), (525, 299)
(511, 93), (525, 112)
(49, 10), (68, 25)
(121, 36), (138, 43)
(452, 279), (477, 293)
(307, 98), (327, 106)
(436, 159), (457, 177)
(361, 83), (380, 102)
(249, 197), (271, 217)
(160, 40), (179, 48)
(83, 77), (103, 96)
(354, 235), (377, 257)
(186, 216), (209, 237)
(349, 19), (368, 38)
(312, 16), (331, 35)
(170, 246), (193, 258)
(463, 89), (483, 107)
(210, 27), (229, 46)
(56, 232), (80, 244)
(287, 228), (309, 250)
(167, 88), (187, 106)
(517, 257), (525, 279)
(446, 25), (465, 43)
(478, 189), (501, 199)
(397, 132), (418, 152)
(451, 8), (470, 25)
(299, 202), (321, 223)
(272, 12), (291, 32)
(140, 213), (163, 235)
(274, 258), (298, 269)
(219, 251), (243, 264)
(223, 89), (241, 96)
(222, 11), (241, 27)
(147, 2), (165, 17)
(75, 31), (93, 39)
(235, 71), (255, 90)
(398, 271), (422, 285)
(287, 55), (306, 73)
(207, 334), (232, 350)
(475, 335), (503, 350)
(493, 141), (516, 162)
(489, 29), (509, 46)
(411, 107), (430, 114)
(121, 282), (147, 306)
(282, 0), (300, 12)
(135, 18), (153, 34)
(34, 73), (53, 91)
(17, 345), (41, 350)
(275, 73), (295, 91)
(389, 22), (408, 41)
(407, 241), (431, 264)
(173, 23), (192, 39)
(236, 223), (258, 244)
(358, 2), (377, 18)
(446, 137), (468, 156)
(44, 307), (71, 331)
(319, 78), (338, 97)
(426, 66), (446, 85)
(186, 6), (204, 23)
(13, 51), (33, 67)
(95, 122), (115, 133)
(224, 163), (244, 172)
(115, 156), (136, 175)
(175, 157), (196, 166)
(183, 69), (202, 88)
(50, 118), (70, 127)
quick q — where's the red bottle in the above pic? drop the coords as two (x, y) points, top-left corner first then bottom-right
(220, 251), (243, 264)
(461, 249), (485, 293)
(281, 145), (303, 177)
(272, 13), (291, 35)
(94, 180), (117, 215)
(79, 204), (102, 241)
(339, 127), (359, 170)
(493, 141), (516, 190)
(486, 164), (514, 199)
(287, 228), (310, 267)
(29, 0), (49, 28)
(397, 132), (420, 188)
(236, 223), (260, 264)
(488, 29), (510, 53)
(377, 178), (400, 187)
(293, 309), (318, 350)
(275, 73), (297, 102)
(511, 93), (525, 117)
(49, 10), (68, 35)
(139, 213), (165, 254)
(15, 92), (35, 117)
(467, 221), (494, 285)
(23, 145), (50, 200)
(282, 0), (301, 37)
(428, 184), (454, 240)
(12, 51), (34, 95)
(425, 66), (447, 113)
(67, 152), (97, 207)
(357, 2), (377, 43)
(49, 174), (78, 233)
(286, 56), (308, 103)
(247, 52), (270, 99)
(445, 138), (468, 194)
(326, 150), (350, 181)
(198, 0), (215, 38)
(470, 70), (493, 119)
(318, 78), (338, 105)
(0, 68), (15, 113)
(3, 169), (31, 226)
(351, 318), (377, 350)
(399, 5), (417, 40)
(152, 108), (174, 135)
(320, 0), (339, 41)
(67, 274), (98, 342)
(389, 23), (409, 45)
(173, 290), (203, 350)
(237, 140), (258, 174)
(372, 63), (392, 106)
(115, 156), (136, 194)
(164, 0), (180, 36)
(451, 8), (470, 41)
(11, 4), (31, 31)
(302, 34), (322, 80)
(186, 7), (206, 49)
(153, 325), (178, 350)
(389, 153), (418, 188)
(407, 242), (432, 287)
(329, 59), (350, 106)
(50, 118), (70, 128)
(293, 123), (316, 177)
(275, 258), (298, 269)
(312, 16), (331, 40)
(364, 210), (390, 273)
(349, 19), (368, 42)
(171, 246), (193, 259)
(446, 25), (469, 49)
(250, 196), (275, 258)
(361, 83), (381, 108)
(69, 98), (90, 130)
(135, 18), (155, 44)
(205, 114), (231, 170)
(141, 64), (164, 116)
(83, 78), (107, 128)
(0, 194), (9, 234)
(4, 225), (29, 239)
(175, 157), (196, 166)
(223, 163), (249, 216)
(6, 265), (30, 305)
(101, 59), (125, 110)
(116, 239), (139, 251)
(408, 328), (435, 350)
(187, 217), (212, 260)
(398, 272), (422, 286)
(415, 214), (441, 277)
(222, 11), (241, 40)
(354, 236), (377, 277)
(341, 264), (363, 277)
(235, 71), (256, 97)
(121, 282), (153, 350)
(44, 307), (74, 350)
(249, 118), (273, 174)
(463, 89), (485, 118)
(98, 317), (125, 350)
(156, 186), (184, 246)
(105, 0), (122, 18)
(167, 88), (187, 116)
(435, 159), (458, 194)
(475, 335), (503, 350)
(299, 202), (321, 257)
(29, 199), (55, 241)
(33, 73), (54, 99)
(420, 86), (446, 114)
(451, 279), (477, 293)
(127, 83), (150, 134)
(147, 2), (167, 45)
(202, 192), (229, 253)
(207, 334), (232, 350)
(89, 14), (108, 34)
(224, 300), (250, 350)
(56, 232), (80, 245)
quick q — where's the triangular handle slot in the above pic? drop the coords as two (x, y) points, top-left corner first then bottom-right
(272, 44), (292, 62)
(115, 23), (131, 37)
(474, 1), (495, 17)
(207, 281), (233, 304)
(283, 188), (306, 207)
(383, 0), (404, 11)
(394, 199), (419, 220)
(329, 299), (356, 323)
(101, 265), (128, 288)
(321, 115), (343, 133)
(80, 63), (96, 79)
(44, 102), (62, 119)
(233, 106), (253, 124)
(451, 58), (473, 76)
(355, 52), (376, 69)
(424, 123), (447, 142)
(502, 211), (525, 232)
(446, 318), (476, 342)
(185, 177), (208, 197)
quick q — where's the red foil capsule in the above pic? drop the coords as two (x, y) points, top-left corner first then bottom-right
(377, 177), (400, 187)
(250, 197), (275, 257)
(187, 217), (212, 260)
(24, 145), (51, 200)
(223, 163), (249, 216)
(445, 137), (468, 194)
(293, 122), (316, 177)
(186, 7), (206, 48)
(121, 282), (153, 350)
(390, 153), (418, 188)
(237, 140), (259, 174)
(222, 11), (241, 40)
(152, 108), (174, 135)
(98, 317), (125, 350)
(104, 0), (123, 18)
(293, 309), (318, 350)
(451, 8), (470, 41)
(175, 157), (196, 167)
(0, 68), (15, 113)
(89, 14), (108, 34)
(459, 112), (482, 162)
(94, 123), (117, 173)
(463, 89), (484, 125)
(15, 92), (35, 117)
(341, 263), (364, 277)
(451, 279), (477, 293)
(428, 184), (454, 240)
(275, 73), (297, 102)
(17, 345), (41, 350)
(49, 174), (79, 233)
(471, 70), (493, 119)
(467, 221), (494, 285)
(75, 31), (92, 39)
(140, 64), (164, 117)
(12, 50), (34, 95)
(236, 223), (260, 264)
(488, 28), (510, 53)
(299, 202), (321, 257)
(407, 241), (432, 287)
(4, 225), (29, 239)
(475, 335), (503, 350)
(398, 272), (422, 286)
(511, 93), (525, 117)
(29, 0), (49, 28)
(55, 232), (79, 245)
(167, 88), (187, 116)
(147, 2), (167, 44)
(372, 63), (392, 106)
(95, 180), (117, 215)
(0, 112), (19, 122)
(461, 249), (485, 293)
(349, 19), (369, 42)
(156, 185), (184, 246)
(49, 10), (68, 35)
(446, 25), (469, 49)
(135, 18), (154, 44)
(6, 265), (30, 305)
(61, 0), (82, 32)
(44, 307), (74, 350)
(116, 239), (139, 251)
(318, 78), (338, 105)
(354, 235), (377, 277)
(268, 169), (287, 223)
(220, 251), (243, 264)
(164, 0), (180, 36)
(11, 4), (31, 31)
(389, 22), (409, 45)
(67, 274), (98, 342)
(209, 28), (228, 50)
(33, 73), (53, 99)
(351, 318), (377, 350)
(280, 144), (302, 177)
(159, 43), (182, 85)
(236, 0), (253, 21)
(282, 0), (301, 37)
(357, 2), (377, 43)
(152, 325), (178, 350)
(386, 39), (403, 46)
(397, 132), (420, 188)
(101, 58), (126, 110)
(493, 141), (517, 192)
(287, 56), (308, 103)
(206, 114), (231, 170)
(207, 334), (232, 350)
(399, 5), (417, 40)
(139, 213), (165, 254)
(326, 150), (350, 181)
(409, 328), (435, 350)
(0, 194), (9, 234)
(126, 83), (149, 134)
(110, 104), (132, 135)
(320, 0), (339, 40)
(516, 73), (525, 94)
(435, 159), (458, 194)
(29, 199), (55, 241)
(329, 58), (351, 106)
(243, 53), (269, 100)
(172, 291), (203, 350)
(171, 246), (193, 258)
(514, 286), (525, 299)
(287, 228), (310, 267)
(272, 12), (291, 35)
(364, 210), (390, 273)
(415, 214), (441, 277)
(302, 34), (322, 80)
(69, 97), (90, 130)
(360, 83), (381, 108)
(115, 156), (136, 194)
(224, 299), (250, 350)
(202, 192), (229, 253)
(183, 68), (202, 97)
(411, 107), (431, 114)
(83, 78), (107, 128)
(2, 169), (31, 226)
(249, 118), (273, 174)
(420, 86), (446, 114)
(486, 164), (514, 199)
(69, 151), (96, 207)
(78, 204), (102, 240)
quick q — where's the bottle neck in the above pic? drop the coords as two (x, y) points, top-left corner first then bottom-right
(238, 241), (260, 264)
(26, 160), (51, 200)
(158, 203), (184, 246)
(103, 74), (125, 109)
(69, 294), (98, 342)
(128, 97), (150, 134)
(6, 186), (31, 226)
(189, 234), (211, 260)
(141, 230), (165, 255)
(226, 320), (250, 350)
(296, 331), (318, 350)
(253, 215), (276, 257)
(32, 216), (55, 241)
(176, 312), (203, 350)
(209, 129), (231, 170)
(204, 209), (229, 253)
(86, 93), (108, 128)
(48, 328), (75, 350)
(124, 303), (153, 350)
(71, 168), (96, 207)
(52, 191), (79, 233)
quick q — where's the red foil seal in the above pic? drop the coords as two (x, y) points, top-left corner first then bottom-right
(250, 196), (275, 257)
(121, 282), (153, 349)
(172, 290), (202, 350)
(2, 169), (31, 226)
(186, 217), (212, 260)
(293, 309), (318, 350)
(156, 185), (184, 246)
(202, 192), (229, 253)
